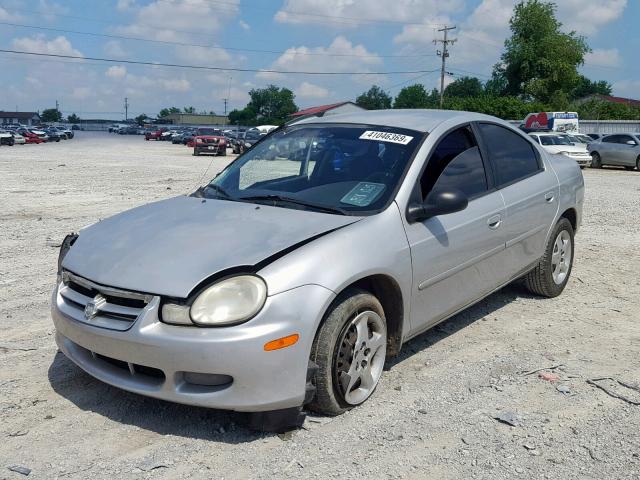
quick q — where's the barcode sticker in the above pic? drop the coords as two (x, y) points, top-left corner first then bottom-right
(359, 131), (413, 145)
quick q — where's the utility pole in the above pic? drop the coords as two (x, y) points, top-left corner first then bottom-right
(434, 25), (457, 109)
(124, 97), (129, 121)
(55, 99), (60, 122)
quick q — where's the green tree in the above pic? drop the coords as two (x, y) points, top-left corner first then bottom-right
(134, 114), (148, 126)
(484, 71), (508, 96)
(66, 113), (81, 124)
(444, 76), (484, 98)
(158, 107), (180, 117)
(41, 108), (62, 123)
(496, 0), (590, 102)
(183, 106), (196, 114)
(393, 84), (430, 109)
(572, 75), (612, 100)
(228, 106), (258, 125)
(356, 85), (392, 110)
(245, 85), (297, 124)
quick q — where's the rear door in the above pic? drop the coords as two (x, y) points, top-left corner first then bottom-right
(616, 134), (639, 167)
(404, 125), (507, 334)
(600, 135), (620, 164)
(476, 122), (559, 279)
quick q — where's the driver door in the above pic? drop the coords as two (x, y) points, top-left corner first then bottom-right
(403, 126), (507, 335)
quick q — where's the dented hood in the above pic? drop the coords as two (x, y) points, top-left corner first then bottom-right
(62, 195), (357, 298)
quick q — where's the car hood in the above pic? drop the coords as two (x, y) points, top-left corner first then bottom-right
(541, 144), (587, 154)
(62, 195), (358, 298)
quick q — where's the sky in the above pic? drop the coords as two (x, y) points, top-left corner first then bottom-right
(0, 0), (638, 119)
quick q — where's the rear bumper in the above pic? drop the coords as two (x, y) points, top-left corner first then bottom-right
(52, 283), (334, 412)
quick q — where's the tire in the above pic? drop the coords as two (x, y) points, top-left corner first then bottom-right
(625, 166), (635, 171)
(636, 157), (640, 171)
(193, 149), (199, 156)
(309, 289), (387, 416)
(591, 152), (602, 168)
(524, 218), (574, 298)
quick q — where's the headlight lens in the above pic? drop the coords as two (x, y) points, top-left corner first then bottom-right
(190, 275), (267, 326)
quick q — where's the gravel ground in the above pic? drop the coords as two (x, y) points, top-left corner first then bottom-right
(1, 132), (639, 480)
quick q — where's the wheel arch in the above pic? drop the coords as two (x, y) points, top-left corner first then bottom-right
(560, 207), (578, 233)
(329, 274), (405, 357)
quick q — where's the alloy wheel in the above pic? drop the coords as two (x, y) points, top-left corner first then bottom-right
(334, 310), (386, 405)
(551, 230), (572, 285)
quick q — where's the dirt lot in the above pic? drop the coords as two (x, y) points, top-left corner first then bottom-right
(1, 132), (639, 479)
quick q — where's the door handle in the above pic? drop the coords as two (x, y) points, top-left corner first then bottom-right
(487, 214), (502, 229)
(544, 192), (555, 203)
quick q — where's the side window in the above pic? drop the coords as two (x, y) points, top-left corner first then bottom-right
(602, 135), (618, 143)
(477, 123), (541, 187)
(420, 126), (488, 200)
(619, 135), (636, 145)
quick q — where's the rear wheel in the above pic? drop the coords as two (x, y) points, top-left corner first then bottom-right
(309, 289), (387, 416)
(591, 152), (602, 168)
(524, 218), (574, 298)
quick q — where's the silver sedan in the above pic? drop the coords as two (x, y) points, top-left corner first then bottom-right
(588, 133), (640, 170)
(52, 110), (584, 431)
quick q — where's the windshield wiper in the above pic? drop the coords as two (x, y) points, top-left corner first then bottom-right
(202, 183), (233, 199)
(238, 194), (347, 215)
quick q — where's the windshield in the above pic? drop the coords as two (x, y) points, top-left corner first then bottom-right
(568, 134), (589, 144)
(197, 128), (221, 136)
(539, 135), (572, 146)
(244, 130), (262, 140)
(207, 124), (421, 214)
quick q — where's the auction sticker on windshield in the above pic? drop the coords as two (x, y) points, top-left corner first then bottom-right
(341, 182), (386, 207)
(359, 131), (414, 145)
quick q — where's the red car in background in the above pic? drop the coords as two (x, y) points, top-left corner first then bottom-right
(145, 127), (168, 141)
(21, 131), (44, 144)
(190, 128), (227, 156)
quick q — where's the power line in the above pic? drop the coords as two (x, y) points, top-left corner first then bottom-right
(0, 48), (439, 76)
(0, 21), (437, 59)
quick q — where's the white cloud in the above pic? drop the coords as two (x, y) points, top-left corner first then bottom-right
(104, 40), (128, 58)
(160, 78), (191, 92)
(117, 0), (136, 10)
(11, 35), (83, 57)
(556, 0), (627, 35)
(611, 80), (640, 99)
(0, 6), (24, 21)
(585, 48), (621, 68)
(296, 81), (329, 99)
(259, 36), (382, 77)
(115, 0), (239, 42)
(71, 87), (91, 100)
(239, 19), (250, 31)
(106, 65), (127, 79)
(275, 0), (463, 26)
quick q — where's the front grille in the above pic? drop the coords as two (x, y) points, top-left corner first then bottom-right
(58, 271), (155, 331)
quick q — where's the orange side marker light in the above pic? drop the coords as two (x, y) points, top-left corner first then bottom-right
(264, 334), (299, 351)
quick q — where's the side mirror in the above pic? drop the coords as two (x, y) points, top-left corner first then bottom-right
(626, 140), (637, 146)
(407, 189), (469, 223)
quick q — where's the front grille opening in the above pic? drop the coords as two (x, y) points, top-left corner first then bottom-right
(134, 364), (165, 379)
(95, 353), (128, 371)
(94, 353), (166, 382)
(66, 280), (147, 310)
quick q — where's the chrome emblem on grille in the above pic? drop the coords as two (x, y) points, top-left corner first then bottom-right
(84, 295), (106, 320)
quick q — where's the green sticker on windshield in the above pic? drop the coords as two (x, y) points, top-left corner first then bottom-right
(340, 182), (386, 207)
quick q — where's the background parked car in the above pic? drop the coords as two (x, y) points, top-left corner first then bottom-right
(529, 132), (591, 168)
(12, 132), (26, 144)
(586, 133), (604, 141)
(0, 129), (15, 146)
(45, 129), (62, 142)
(233, 128), (265, 154)
(588, 133), (640, 170)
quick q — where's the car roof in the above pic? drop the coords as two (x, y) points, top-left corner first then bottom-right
(529, 132), (566, 136)
(290, 109), (503, 133)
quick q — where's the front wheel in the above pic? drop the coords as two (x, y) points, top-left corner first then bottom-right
(524, 218), (574, 298)
(591, 152), (602, 168)
(309, 290), (387, 416)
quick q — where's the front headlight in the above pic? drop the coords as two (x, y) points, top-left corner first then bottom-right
(245, 142), (251, 147)
(163, 275), (267, 327)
